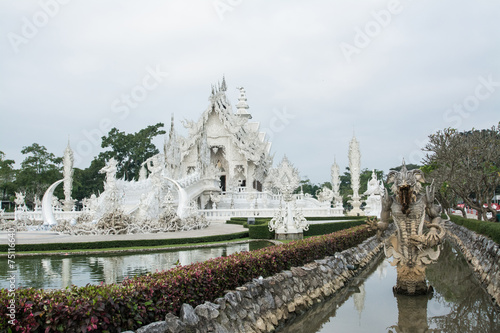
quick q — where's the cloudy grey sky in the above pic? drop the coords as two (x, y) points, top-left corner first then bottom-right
(1, 0), (499, 183)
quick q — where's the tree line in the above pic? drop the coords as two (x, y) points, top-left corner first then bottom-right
(0, 123), (165, 210)
(1, 122), (498, 220)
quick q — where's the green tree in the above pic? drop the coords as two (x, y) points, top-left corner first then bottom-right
(99, 123), (166, 180)
(422, 124), (500, 221)
(72, 158), (105, 201)
(0, 151), (16, 203)
(15, 143), (62, 203)
(295, 178), (320, 197)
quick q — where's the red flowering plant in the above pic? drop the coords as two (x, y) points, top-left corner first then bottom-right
(0, 225), (374, 332)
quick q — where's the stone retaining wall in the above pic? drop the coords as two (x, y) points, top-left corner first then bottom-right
(445, 220), (500, 307)
(126, 232), (389, 333)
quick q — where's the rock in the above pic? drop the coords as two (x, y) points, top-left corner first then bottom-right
(136, 321), (167, 333)
(224, 291), (239, 307)
(164, 313), (186, 333)
(255, 318), (266, 331)
(180, 304), (199, 326)
(194, 303), (219, 320)
(212, 322), (229, 333)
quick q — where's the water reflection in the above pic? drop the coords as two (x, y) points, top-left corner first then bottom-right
(278, 242), (500, 333)
(0, 241), (270, 290)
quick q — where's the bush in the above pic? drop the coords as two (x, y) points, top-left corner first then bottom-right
(304, 220), (367, 237)
(226, 217), (270, 226)
(0, 232), (249, 253)
(0, 226), (375, 332)
(450, 215), (500, 244)
(248, 223), (275, 239)
(248, 219), (367, 239)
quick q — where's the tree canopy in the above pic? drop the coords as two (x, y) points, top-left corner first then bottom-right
(15, 143), (63, 201)
(99, 123), (166, 181)
(422, 124), (500, 221)
(0, 151), (15, 201)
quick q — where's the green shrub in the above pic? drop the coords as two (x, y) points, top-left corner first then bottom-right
(0, 232), (249, 253)
(248, 220), (367, 239)
(450, 215), (500, 244)
(249, 223), (275, 239)
(305, 216), (365, 221)
(304, 220), (367, 237)
(0, 226), (375, 332)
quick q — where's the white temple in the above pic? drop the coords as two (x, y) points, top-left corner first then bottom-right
(5, 76), (383, 232)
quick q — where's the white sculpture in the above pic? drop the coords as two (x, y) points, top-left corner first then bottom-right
(42, 179), (64, 226)
(348, 134), (364, 216)
(33, 196), (42, 211)
(62, 141), (75, 211)
(330, 160), (344, 216)
(363, 170), (383, 218)
(14, 192), (26, 209)
(316, 186), (334, 205)
(209, 191), (221, 210)
(268, 156), (309, 240)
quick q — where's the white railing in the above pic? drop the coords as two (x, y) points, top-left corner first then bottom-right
(14, 210), (81, 222)
(199, 207), (337, 222)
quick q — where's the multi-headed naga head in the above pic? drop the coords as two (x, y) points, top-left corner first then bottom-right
(386, 162), (425, 215)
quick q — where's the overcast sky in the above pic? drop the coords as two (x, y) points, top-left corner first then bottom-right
(1, 0), (499, 184)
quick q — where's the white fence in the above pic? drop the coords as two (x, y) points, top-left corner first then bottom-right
(199, 207), (340, 222)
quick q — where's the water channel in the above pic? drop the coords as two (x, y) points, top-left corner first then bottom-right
(2, 238), (499, 332)
(0, 241), (271, 290)
(277, 241), (500, 332)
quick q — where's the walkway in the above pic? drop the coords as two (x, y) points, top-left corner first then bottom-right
(0, 223), (246, 245)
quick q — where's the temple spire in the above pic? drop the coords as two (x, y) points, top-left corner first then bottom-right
(221, 75), (227, 91)
(236, 87), (251, 119)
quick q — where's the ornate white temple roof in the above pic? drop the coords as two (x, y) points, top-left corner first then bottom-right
(178, 77), (272, 166)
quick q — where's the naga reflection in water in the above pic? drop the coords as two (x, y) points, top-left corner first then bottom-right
(277, 241), (500, 333)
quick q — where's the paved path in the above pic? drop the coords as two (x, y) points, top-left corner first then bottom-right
(0, 223), (246, 245)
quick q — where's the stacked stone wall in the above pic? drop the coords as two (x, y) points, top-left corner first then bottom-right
(445, 220), (500, 307)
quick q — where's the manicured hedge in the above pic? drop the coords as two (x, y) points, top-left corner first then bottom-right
(0, 225), (375, 332)
(305, 216), (365, 221)
(248, 220), (368, 239)
(304, 220), (367, 237)
(226, 217), (270, 226)
(248, 223), (275, 239)
(450, 215), (500, 244)
(0, 232), (249, 253)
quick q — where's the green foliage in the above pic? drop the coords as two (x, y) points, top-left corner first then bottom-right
(14, 143), (62, 201)
(246, 217), (367, 239)
(248, 223), (275, 239)
(0, 151), (15, 201)
(99, 123), (166, 181)
(72, 158), (105, 201)
(450, 215), (500, 244)
(0, 232), (249, 253)
(0, 226), (374, 332)
(295, 178), (321, 197)
(304, 220), (367, 236)
(226, 217), (270, 226)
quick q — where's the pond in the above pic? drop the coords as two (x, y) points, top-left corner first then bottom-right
(0, 241), (271, 290)
(277, 241), (500, 332)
